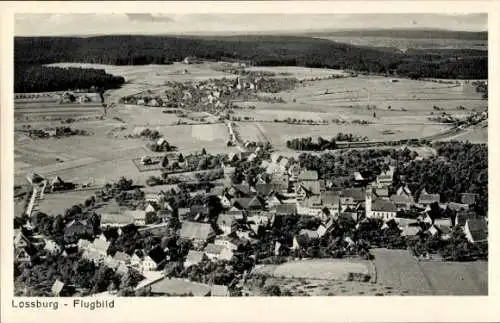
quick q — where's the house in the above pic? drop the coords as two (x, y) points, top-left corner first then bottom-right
(254, 183), (276, 197)
(434, 217), (453, 229)
(390, 194), (414, 210)
(418, 189), (440, 206)
(400, 225), (421, 237)
(427, 225), (452, 240)
(367, 198), (397, 221)
(179, 222), (215, 247)
(447, 202), (469, 212)
(190, 205), (209, 219)
(64, 219), (93, 241)
(296, 181), (321, 200)
(100, 213), (135, 228)
(43, 239), (61, 255)
(373, 186), (389, 199)
(316, 224), (327, 238)
(228, 184), (254, 197)
(123, 210), (147, 226)
(113, 251), (131, 265)
(233, 196), (265, 211)
(51, 280), (73, 297)
(15, 247), (35, 263)
(204, 244), (234, 261)
(184, 250), (206, 268)
(455, 210), (478, 227)
(145, 203), (158, 214)
(376, 167), (394, 186)
(91, 237), (111, 256)
(299, 229), (320, 240)
(463, 218), (488, 243)
(353, 171), (365, 182)
(341, 188), (365, 207)
(104, 257), (120, 270)
(321, 191), (341, 215)
(147, 277), (211, 296)
(288, 164), (302, 181)
(14, 229), (30, 249)
(297, 170), (318, 182)
(396, 185), (413, 197)
(274, 203), (297, 217)
(210, 284), (230, 297)
(214, 237), (240, 251)
(266, 192), (284, 208)
(77, 238), (91, 251)
(147, 246), (168, 269)
(217, 213), (239, 235)
(461, 193), (477, 205)
(82, 249), (105, 264)
(225, 207), (245, 220)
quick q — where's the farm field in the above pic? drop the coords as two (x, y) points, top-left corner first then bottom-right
(251, 258), (373, 280)
(372, 248), (487, 295)
(47, 62), (237, 85)
(37, 190), (95, 216)
(255, 277), (431, 296)
(243, 66), (350, 80)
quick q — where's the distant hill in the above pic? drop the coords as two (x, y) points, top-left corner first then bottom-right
(302, 28), (488, 40)
(14, 35), (487, 86)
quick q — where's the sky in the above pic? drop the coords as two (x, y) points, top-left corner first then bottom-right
(15, 13), (488, 36)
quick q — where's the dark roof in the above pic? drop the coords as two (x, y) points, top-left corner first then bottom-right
(233, 196), (264, 210)
(447, 202), (469, 212)
(461, 193), (477, 205)
(299, 181), (321, 195)
(466, 218), (488, 242)
(321, 191), (340, 206)
(180, 221), (214, 241)
(390, 194), (414, 204)
(147, 246), (167, 265)
(231, 184), (253, 196)
(372, 199), (397, 212)
(190, 205), (208, 216)
(456, 211), (478, 227)
(216, 214), (238, 227)
(341, 188), (365, 201)
(254, 183), (276, 197)
(275, 203), (297, 215)
(419, 193), (440, 204)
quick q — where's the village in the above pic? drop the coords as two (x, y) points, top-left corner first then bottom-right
(14, 136), (488, 296)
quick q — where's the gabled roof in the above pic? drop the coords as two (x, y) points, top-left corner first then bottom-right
(341, 188), (365, 201)
(148, 246), (167, 265)
(299, 181), (321, 195)
(254, 183), (276, 197)
(92, 238), (111, 253)
(390, 194), (415, 205)
(233, 196), (264, 210)
(401, 226), (421, 237)
(100, 213), (134, 225)
(374, 187), (389, 197)
(298, 170), (319, 181)
(185, 250), (206, 265)
(204, 243), (225, 255)
(123, 210), (146, 222)
(51, 280), (65, 295)
(372, 199), (397, 212)
(456, 211), (478, 227)
(396, 185), (412, 197)
(302, 195), (322, 207)
(217, 213), (238, 227)
(466, 218), (488, 242)
(190, 205), (209, 216)
(180, 221), (214, 241)
(149, 277), (211, 296)
(113, 251), (131, 262)
(321, 191), (340, 206)
(418, 192), (440, 204)
(231, 184), (253, 196)
(353, 171), (365, 181)
(461, 193), (477, 205)
(447, 202), (469, 212)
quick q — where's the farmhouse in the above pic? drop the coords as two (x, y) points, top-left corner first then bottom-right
(184, 250), (207, 268)
(179, 221), (215, 247)
(463, 218), (488, 244)
(216, 213), (239, 235)
(418, 189), (440, 206)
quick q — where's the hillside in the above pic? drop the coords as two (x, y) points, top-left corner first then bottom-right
(15, 35), (487, 82)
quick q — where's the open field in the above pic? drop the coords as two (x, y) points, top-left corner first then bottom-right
(243, 66), (350, 80)
(372, 248), (487, 295)
(15, 101), (104, 121)
(252, 258), (372, 281)
(37, 190), (95, 216)
(256, 277), (431, 296)
(47, 62), (237, 85)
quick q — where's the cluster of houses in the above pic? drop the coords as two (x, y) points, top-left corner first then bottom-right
(14, 148), (487, 296)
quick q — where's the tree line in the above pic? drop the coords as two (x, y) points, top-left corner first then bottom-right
(15, 65), (125, 93)
(15, 35), (487, 80)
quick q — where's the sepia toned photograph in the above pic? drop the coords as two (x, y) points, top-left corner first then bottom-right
(11, 10), (488, 300)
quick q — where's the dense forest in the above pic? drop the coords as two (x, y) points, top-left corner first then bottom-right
(14, 65), (125, 93)
(15, 35), (488, 80)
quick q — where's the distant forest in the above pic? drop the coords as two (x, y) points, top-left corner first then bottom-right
(14, 35), (488, 92)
